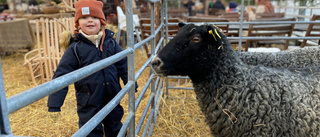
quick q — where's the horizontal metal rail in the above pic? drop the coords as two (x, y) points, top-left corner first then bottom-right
(136, 90), (155, 135)
(155, 37), (164, 54)
(148, 78), (163, 137)
(286, 14), (313, 19)
(135, 76), (160, 136)
(72, 81), (135, 136)
(0, 61), (11, 135)
(135, 55), (154, 81)
(177, 21), (320, 25)
(167, 21), (320, 41)
(285, 6), (320, 9)
(167, 76), (190, 79)
(146, 0), (161, 3)
(6, 48), (133, 114)
(166, 36), (320, 41)
(134, 34), (155, 49)
(136, 74), (155, 110)
(142, 109), (155, 137)
(227, 37), (320, 40)
(118, 112), (135, 137)
(140, 77), (160, 137)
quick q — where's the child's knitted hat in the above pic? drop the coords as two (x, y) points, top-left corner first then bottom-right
(74, 0), (106, 51)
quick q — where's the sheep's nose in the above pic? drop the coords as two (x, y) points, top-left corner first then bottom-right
(151, 57), (162, 68)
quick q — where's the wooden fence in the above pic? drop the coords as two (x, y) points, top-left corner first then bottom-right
(24, 17), (75, 85)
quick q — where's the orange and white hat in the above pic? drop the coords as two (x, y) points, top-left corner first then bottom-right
(74, 0), (106, 51)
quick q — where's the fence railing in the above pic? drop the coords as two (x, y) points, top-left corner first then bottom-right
(0, 0), (166, 137)
(1, 0), (320, 136)
(276, 0), (320, 21)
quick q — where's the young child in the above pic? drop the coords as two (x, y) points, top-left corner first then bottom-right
(47, 0), (137, 136)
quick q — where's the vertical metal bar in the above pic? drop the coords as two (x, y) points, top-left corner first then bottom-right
(282, 0), (286, 15)
(0, 57), (12, 135)
(161, 0), (164, 44)
(151, 2), (155, 56)
(150, 1), (156, 135)
(165, 0), (168, 45)
(238, 0), (245, 51)
(164, 0), (169, 100)
(165, 77), (168, 98)
(153, 0), (164, 134)
(124, 0), (136, 136)
(310, 6), (313, 20)
(297, 3), (299, 18)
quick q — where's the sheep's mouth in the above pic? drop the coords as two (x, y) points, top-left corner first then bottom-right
(151, 67), (168, 77)
(151, 55), (168, 76)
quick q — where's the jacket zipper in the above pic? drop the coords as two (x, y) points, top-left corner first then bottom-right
(96, 39), (101, 56)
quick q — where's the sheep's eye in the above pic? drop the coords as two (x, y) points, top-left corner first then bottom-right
(192, 36), (201, 42)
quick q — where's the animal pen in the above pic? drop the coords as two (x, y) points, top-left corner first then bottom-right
(1, 0), (165, 136)
(1, 0), (320, 137)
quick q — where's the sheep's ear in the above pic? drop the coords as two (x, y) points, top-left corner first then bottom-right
(207, 24), (222, 47)
(178, 22), (186, 28)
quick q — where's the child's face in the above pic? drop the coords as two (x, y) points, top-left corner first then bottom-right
(79, 16), (101, 35)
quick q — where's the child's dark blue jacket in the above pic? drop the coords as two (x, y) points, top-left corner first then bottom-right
(47, 29), (133, 111)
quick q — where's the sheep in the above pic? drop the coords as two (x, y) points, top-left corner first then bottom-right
(239, 46), (320, 69)
(151, 23), (320, 137)
(238, 47), (320, 76)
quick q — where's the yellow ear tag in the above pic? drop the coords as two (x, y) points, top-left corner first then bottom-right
(214, 29), (221, 39)
(208, 30), (217, 41)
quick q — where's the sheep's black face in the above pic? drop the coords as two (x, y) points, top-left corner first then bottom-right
(151, 23), (224, 77)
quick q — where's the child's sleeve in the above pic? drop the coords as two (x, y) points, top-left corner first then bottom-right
(114, 41), (128, 84)
(114, 41), (139, 92)
(47, 44), (79, 112)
